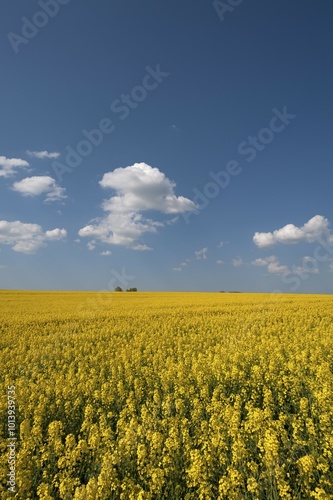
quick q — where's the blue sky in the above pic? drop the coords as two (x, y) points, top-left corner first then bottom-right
(1, 0), (333, 292)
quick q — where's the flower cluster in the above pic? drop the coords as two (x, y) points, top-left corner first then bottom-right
(1, 291), (333, 498)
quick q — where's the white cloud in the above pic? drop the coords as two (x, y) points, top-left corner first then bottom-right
(285, 256), (319, 277)
(79, 163), (196, 250)
(232, 257), (244, 267)
(252, 256), (277, 267)
(253, 232), (276, 248)
(27, 150), (60, 159)
(0, 220), (67, 254)
(87, 241), (96, 251)
(252, 255), (322, 277)
(12, 176), (66, 203)
(253, 215), (330, 248)
(0, 156), (30, 178)
(251, 255), (289, 275)
(328, 260), (333, 273)
(293, 266), (319, 276)
(173, 259), (191, 269)
(216, 259), (224, 265)
(45, 228), (67, 240)
(79, 213), (159, 249)
(273, 224), (304, 244)
(267, 260), (289, 275)
(99, 163), (196, 214)
(101, 250), (112, 256)
(166, 216), (179, 225)
(132, 243), (152, 251)
(195, 247), (208, 260)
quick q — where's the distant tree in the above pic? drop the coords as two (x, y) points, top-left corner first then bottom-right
(114, 286), (123, 292)
(126, 288), (138, 292)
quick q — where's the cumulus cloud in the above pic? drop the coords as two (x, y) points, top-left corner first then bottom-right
(195, 247), (208, 260)
(132, 243), (152, 251)
(216, 259), (224, 265)
(27, 150), (60, 159)
(87, 241), (96, 251)
(45, 228), (67, 240)
(172, 267), (182, 271)
(252, 256), (277, 267)
(292, 256), (320, 277)
(0, 220), (67, 254)
(252, 255), (320, 276)
(99, 163), (196, 214)
(0, 156), (30, 178)
(101, 250), (112, 256)
(166, 216), (179, 225)
(12, 176), (67, 203)
(253, 215), (330, 248)
(79, 213), (160, 248)
(232, 257), (244, 267)
(79, 163), (196, 250)
(252, 255), (289, 275)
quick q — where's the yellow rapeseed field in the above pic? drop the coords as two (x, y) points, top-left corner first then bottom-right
(1, 291), (333, 499)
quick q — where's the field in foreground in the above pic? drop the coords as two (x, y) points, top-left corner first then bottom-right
(1, 291), (333, 500)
